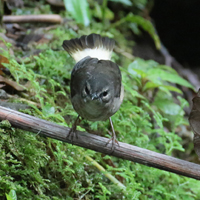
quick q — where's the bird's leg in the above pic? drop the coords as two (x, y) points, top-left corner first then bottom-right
(105, 117), (119, 151)
(67, 115), (81, 143)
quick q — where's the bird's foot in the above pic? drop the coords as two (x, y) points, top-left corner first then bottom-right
(67, 115), (81, 144)
(105, 117), (120, 153)
(105, 130), (119, 152)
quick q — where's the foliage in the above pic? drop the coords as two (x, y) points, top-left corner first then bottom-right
(63, 0), (91, 26)
(0, 0), (199, 199)
(5, 190), (17, 200)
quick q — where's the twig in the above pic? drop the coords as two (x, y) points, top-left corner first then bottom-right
(3, 15), (62, 24)
(79, 150), (126, 191)
(0, 106), (200, 180)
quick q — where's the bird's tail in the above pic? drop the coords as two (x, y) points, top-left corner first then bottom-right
(62, 33), (115, 63)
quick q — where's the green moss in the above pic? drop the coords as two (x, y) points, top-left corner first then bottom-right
(0, 0), (199, 199)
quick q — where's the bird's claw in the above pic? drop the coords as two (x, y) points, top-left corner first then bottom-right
(66, 115), (80, 144)
(105, 117), (120, 153)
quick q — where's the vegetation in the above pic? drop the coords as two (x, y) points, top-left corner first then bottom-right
(0, 0), (199, 199)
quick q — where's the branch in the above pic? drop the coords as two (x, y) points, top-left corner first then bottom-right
(3, 15), (62, 24)
(0, 106), (200, 180)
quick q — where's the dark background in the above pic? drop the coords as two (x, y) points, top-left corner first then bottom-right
(150, 0), (200, 67)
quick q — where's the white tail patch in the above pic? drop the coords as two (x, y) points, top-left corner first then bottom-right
(72, 47), (112, 63)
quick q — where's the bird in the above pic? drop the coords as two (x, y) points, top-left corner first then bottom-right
(62, 33), (124, 150)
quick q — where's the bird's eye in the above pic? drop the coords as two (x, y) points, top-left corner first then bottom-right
(82, 84), (90, 98)
(102, 91), (108, 97)
(85, 86), (90, 95)
(101, 90), (110, 102)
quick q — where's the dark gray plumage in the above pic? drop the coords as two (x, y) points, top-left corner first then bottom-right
(70, 57), (122, 121)
(63, 33), (123, 121)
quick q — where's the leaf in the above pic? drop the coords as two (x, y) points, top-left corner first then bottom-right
(9, 190), (17, 200)
(128, 60), (147, 78)
(143, 82), (182, 94)
(124, 83), (145, 99)
(109, 0), (132, 6)
(129, 68), (147, 78)
(92, 2), (114, 20)
(161, 85), (182, 94)
(64, 0), (91, 26)
(42, 103), (55, 116)
(142, 100), (168, 128)
(153, 98), (182, 116)
(5, 194), (13, 200)
(126, 13), (160, 49)
(143, 82), (160, 91)
(6, 190), (17, 200)
(128, 59), (159, 79)
(128, 58), (159, 72)
(147, 68), (194, 89)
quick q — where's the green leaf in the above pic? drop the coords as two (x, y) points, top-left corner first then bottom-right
(143, 82), (160, 91)
(104, 7), (114, 20)
(126, 13), (161, 49)
(129, 68), (147, 78)
(109, 0), (132, 6)
(64, 0), (91, 26)
(6, 194), (13, 200)
(128, 58), (159, 79)
(42, 103), (55, 117)
(161, 85), (182, 94)
(153, 98), (182, 116)
(92, 2), (114, 20)
(128, 58), (158, 71)
(147, 68), (194, 89)
(6, 190), (17, 200)
(142, 100), (168, 128)
(143, 82), (182, 94)
(124, 83), (146, 99)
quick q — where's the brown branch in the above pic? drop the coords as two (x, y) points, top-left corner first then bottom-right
(0, 105), (200, 180)
(3, 15), (62, 24)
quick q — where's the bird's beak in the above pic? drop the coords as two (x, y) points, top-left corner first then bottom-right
(91, 93), (98, 100)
